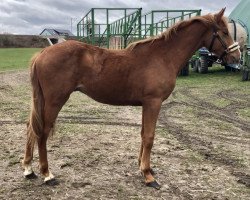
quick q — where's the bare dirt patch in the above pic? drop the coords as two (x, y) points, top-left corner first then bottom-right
(0, 71), (249, 199)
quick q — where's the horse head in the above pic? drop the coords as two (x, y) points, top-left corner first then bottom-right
(203, 8), (241, 64)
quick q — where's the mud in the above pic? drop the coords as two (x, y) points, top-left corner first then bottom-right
(0, 71), (249, 199)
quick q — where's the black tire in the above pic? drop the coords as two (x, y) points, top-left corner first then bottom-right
(198, 56), (208, 74)
(192, 59), (199, 72)
(225, 65), (236, 72)
(242, 70), (249, 81)
(207, 60), (214, 67)
(225, 65), (231, 71)
(180, 63), (189, 76)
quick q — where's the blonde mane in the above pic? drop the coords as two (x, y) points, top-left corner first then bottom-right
(127, 14), (227, 50)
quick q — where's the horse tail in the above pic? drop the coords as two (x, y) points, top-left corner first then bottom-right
(27, 52), (44, 144)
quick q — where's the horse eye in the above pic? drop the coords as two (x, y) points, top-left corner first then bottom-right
(223, 31), (229, 36)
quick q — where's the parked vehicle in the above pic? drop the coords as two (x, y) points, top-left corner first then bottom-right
(190, 48), (219, 74)
(242, 45), (250, 81)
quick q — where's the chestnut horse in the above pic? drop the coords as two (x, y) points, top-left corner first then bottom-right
(22, 8), (240, 189)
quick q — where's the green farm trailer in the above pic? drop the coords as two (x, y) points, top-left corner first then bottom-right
(229, 0), (250, 81)
(77, 8), (201, 50)
(77, 8), (142, 49)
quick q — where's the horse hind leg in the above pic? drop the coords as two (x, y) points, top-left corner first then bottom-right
(22, 121), (37, 179)
(38, 121), (56, 184)
(38, 99), (68, 185)
(138, 111), (144, 167)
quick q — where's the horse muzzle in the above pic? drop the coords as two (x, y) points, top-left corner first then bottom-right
(221, 42), (241, 64)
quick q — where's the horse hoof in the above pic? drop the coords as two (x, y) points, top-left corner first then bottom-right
(25, 171), (37, 179)
(44, 178), (59, 186)
(146, 180), (161, 190)
(150, 168), (155, 175)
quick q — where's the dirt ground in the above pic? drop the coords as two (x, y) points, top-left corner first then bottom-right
(0, 70), (249, 200)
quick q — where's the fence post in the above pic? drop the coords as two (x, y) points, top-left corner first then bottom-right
(91, 9), (95, 45)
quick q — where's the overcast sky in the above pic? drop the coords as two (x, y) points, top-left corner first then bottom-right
(0, 0), (241, 35)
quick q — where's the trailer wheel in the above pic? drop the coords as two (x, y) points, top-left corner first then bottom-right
(242, 69), (249, 81)
(198, 56), (208, 74)
(180, 63), (189, 76)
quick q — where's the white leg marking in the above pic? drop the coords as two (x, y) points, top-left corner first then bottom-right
(23, 163), (33, 176)
(44, 171), (55, 182)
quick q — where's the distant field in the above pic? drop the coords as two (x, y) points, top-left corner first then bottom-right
(0, 48), (42, 71)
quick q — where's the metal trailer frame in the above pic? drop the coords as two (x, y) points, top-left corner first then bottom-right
(141, 10), (201, 38)
(77, 8), (142, 49)
(77, 8), (201, 49)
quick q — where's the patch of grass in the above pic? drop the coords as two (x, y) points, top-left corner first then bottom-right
(238, 108), (250, 120)
(213, 144), (249, 167)
(187, 150), (205, 163)
(177, 65), (250, 90)
(176, 65), (250, 120)
(0, 48), (42, 71)
(209, 120), (234, 132)
(8, 154), (20, 167)
(0, 84), (30, 121)
(56, 123), (86, 136)
(209, 98), (232, 108)
(0, 188), (6, 194)
(18, 111), (29, 123)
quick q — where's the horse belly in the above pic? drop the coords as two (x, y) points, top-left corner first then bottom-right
(77, 81), (142, 106)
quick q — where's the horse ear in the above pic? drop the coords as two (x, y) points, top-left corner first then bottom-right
(215, 8), (226, 22)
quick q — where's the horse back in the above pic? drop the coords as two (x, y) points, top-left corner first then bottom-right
(35, 40), (146, 106)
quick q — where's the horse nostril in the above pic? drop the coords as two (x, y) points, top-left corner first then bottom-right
(232, 56), (239, 64)
(233, 56), (237, 63)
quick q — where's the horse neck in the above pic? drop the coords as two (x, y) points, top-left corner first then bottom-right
(151, 22), (208, 74)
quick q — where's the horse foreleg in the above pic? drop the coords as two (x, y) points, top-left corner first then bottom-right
(140, 98), (162, 190)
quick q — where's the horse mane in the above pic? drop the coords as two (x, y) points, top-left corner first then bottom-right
(126, 14), (228, 50)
